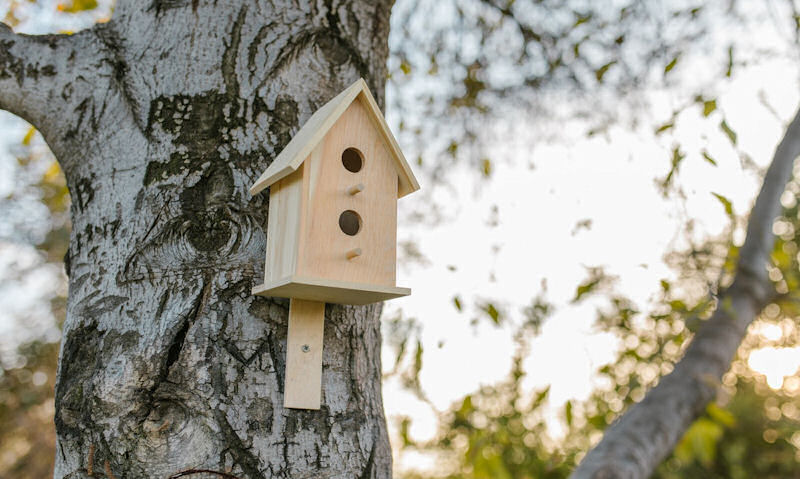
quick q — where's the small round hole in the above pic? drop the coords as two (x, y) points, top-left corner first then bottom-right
(342, 148), (363, 173)
(339, 210), (362, 236)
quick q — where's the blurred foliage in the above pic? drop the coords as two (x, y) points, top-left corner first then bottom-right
(0, 124), (70, 478)
(388, 0), (744, 186)
(395, 163), (800, 477)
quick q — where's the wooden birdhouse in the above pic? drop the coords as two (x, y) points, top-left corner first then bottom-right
(250, 78), (419, 409)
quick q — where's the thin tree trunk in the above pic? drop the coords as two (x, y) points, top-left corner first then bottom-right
(3, 1), (395, 477)
(571, 107), (800, 478)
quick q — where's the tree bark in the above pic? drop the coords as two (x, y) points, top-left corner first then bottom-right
(3, 1), (395, 477)
(571, 107), (800, 478)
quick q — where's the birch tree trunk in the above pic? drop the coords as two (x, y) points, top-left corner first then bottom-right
(571, 108), (800, 478)
(2, 1), (394, 477)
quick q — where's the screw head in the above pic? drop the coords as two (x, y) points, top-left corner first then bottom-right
(301, 344), (310, 353)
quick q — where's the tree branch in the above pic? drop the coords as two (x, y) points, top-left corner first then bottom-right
(0, 22), (106, 141)
(571, 106), (800, 478)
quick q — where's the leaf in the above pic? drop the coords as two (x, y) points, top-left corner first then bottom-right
(595, 61), (617, 82)
(654, 121), (674, 135)
(22, 127), (35, 146)
(711, 192), (734, 216)
(675, 418), (724, 467)
(720, 120), (737, 145)
(58, 0), (98, 13)
(414, 340), (423, 371)
(531, 385), (551, 409)
(726, 45), (734, 77)
(481, 158), (492, 177)
(702, 99), (717, 117)
(453, 295), (463, 312)
(702, 150), (717, 166)
(400, 60), (412, 75)
(573, 280), (600, 302)
(565, 400), (573, 427)
(483, 303), (501, 324)
(573, 13), (592, 27)
(664, 55), (679, 75)
(706, 403), (735, 428)
(660, 146), (685, 190)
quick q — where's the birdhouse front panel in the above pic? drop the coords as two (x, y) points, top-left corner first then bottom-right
(295, 98), (398, 287)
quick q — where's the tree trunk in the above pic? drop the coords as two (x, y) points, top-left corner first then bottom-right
(571, 107), (800, 478)
(2, 1), (395, 477)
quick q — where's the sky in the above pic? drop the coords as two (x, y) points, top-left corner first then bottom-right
(1, 0), (800, 474)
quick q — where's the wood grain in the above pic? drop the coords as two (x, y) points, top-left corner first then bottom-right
(284, 299), (326, 409)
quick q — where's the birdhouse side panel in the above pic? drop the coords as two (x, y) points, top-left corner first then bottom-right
(296, 99), (398, 287)
(264, 164), (306, 284)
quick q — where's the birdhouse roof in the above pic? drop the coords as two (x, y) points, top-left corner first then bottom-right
(249, 78), (420, 198)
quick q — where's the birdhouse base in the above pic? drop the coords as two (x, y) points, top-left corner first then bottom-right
(252, 275), (410, 305)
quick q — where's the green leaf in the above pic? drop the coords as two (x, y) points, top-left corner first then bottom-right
(573, 280), (599, 302)
(565, 400), (573, 427)
(664, 55), (680, 74)
(707, 402), (736, 428)
(413, 340), (423, 375)
(573, 13), (592, 27)
(453, 295), (463, 312)
(532, 385), (551, 409)
(482, 303), (501, 324)
(595, 61), (617, 82)
(702, 150), (717, 166)
(726, 45), (734, 77)
(58, 0), (98, 13)
(481, 158), (492, 177)
(654, 121), (674, 135)
(21, 127), (35, 146)
(400, 60), (412, 75)
(720, 120), (737, 145)
(702, 99), (717, 117)
(711, 192), (734, 216)
(675, 418), (724, 467)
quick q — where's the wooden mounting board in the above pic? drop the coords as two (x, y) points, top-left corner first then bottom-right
(284, 299), (325, 409)
(252, 276), (410, 305)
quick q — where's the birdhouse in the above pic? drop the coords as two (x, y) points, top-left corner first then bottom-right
(250, 78), (419, 409)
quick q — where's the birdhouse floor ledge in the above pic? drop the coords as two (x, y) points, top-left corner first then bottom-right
(252, 276), (411, 305)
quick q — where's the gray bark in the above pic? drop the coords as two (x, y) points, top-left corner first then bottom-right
(571, 108), (800, 478)
(3, 1), (394, 477)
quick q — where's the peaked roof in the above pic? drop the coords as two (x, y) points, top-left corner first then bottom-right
(249, 78), (420, 198)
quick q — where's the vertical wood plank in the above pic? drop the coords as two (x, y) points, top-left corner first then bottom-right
(284, 299), (326, 409)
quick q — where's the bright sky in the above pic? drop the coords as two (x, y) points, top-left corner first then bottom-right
(1, 0), (800, 474)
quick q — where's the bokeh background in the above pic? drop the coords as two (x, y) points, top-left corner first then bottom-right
(2, 1), (800, 477)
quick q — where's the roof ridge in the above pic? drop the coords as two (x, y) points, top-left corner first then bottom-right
(249, 78), (419, 198)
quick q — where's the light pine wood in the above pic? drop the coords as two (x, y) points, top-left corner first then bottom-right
(252, 276), (410, 305)
(347, 183), (364, 195)
(284, 299), (326, 409)
(296, 99), (398, 286)
(249, 78), (420, 198)
(264, 165), (305, 284)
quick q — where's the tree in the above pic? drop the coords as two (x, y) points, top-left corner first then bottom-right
(1, 2), (395, 477)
